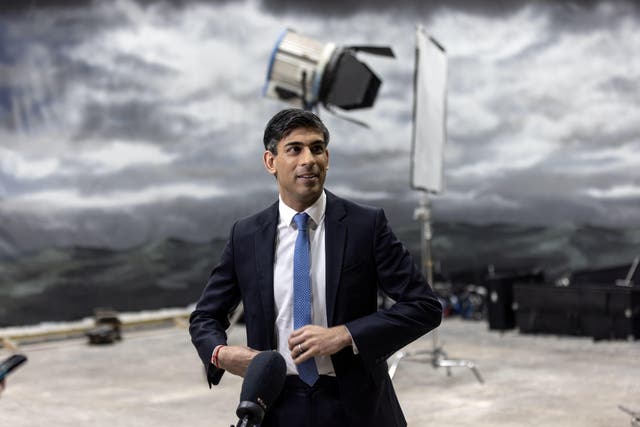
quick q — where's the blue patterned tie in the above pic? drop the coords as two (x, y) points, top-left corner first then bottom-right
(293, 212), (319, 386)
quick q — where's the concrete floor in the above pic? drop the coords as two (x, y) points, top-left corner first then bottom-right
(1, 318), (639, 427)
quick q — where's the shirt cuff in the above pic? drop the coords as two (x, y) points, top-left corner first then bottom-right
(344, 326), (359, 355)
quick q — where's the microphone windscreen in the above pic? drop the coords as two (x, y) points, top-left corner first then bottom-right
(239, 351), (287, 410)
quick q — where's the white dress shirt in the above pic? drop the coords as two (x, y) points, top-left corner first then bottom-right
(273, 191), (335, 376)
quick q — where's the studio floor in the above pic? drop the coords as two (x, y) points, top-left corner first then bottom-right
(1, 317), (639, 427)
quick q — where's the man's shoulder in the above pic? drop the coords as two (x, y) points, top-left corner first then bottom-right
(325, 190), (383, 219)
(233, 200), (278, 233)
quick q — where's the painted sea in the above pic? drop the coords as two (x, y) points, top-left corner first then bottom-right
(2, 220), (638, 327)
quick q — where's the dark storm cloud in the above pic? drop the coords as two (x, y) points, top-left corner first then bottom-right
(0, 0), (92, 13)
(0, 3), (141, 134)
(259, 0), (526, 17)
(545, 0), (640, 32)
(492, 35), (558, 67)
(441, 165), (640, 226)
(59, 56), (168, 100)
(0, 0), (233, 13)
(53, 52), (196, 147)
(0, 2), (127, 44)
(72, 99), (198, 145)
(600, 76), (639, 100)
(258, 0), (637, 18)
(562, 121), (640, 147)
(8, 0), (634, 20)
(328, 148), (411, 191)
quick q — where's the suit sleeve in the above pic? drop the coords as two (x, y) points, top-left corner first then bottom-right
(189, 222), (241, 386)
(345, 208), (442, 366)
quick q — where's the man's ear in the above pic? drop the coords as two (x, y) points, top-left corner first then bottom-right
(263, 150), (277, 176)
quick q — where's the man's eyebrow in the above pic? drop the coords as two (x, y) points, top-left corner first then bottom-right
(283, 139), (326, 147)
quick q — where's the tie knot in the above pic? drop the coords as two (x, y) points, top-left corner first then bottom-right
(293, 212), (309, 231)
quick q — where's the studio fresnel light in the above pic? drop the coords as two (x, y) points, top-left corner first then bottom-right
(263, 29), (394, 114)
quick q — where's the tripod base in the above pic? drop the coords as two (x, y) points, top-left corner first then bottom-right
(619, 405), (640, 427)
(388, 332), (484, 384)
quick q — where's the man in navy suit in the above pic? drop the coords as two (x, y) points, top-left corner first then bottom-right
(189, 109), (442, 427)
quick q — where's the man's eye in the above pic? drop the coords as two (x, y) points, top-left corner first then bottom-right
(311, 146), (325, 154)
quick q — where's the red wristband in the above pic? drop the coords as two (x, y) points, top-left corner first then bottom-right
(211, 345), (226, 368)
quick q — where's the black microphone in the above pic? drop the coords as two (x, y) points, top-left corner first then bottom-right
(0, 354), (28, 381)
(235, 351), (286, 427)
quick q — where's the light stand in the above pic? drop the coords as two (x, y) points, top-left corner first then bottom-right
(387, 192), (484, 384)
(619, 405), (640, 427)
(615, 256), (638, 287)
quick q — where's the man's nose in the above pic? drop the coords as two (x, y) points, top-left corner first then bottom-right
(299, 147), (316, 165)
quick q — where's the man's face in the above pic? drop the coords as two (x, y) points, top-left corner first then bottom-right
(263, 127), (329, 212)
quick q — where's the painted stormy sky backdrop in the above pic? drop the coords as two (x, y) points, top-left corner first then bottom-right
(1, 0), (639, 259)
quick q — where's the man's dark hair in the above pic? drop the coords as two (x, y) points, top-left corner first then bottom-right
(262, 109), (330, 154)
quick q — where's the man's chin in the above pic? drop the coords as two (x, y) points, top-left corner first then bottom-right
(296, 188), (323, 203)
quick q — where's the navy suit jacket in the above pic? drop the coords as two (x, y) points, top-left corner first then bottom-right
(189, 190), (442, 427)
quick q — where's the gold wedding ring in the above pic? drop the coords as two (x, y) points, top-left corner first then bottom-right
(298, 344), (303, 353)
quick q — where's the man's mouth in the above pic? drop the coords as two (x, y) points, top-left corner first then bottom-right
(297, 173), (318, 180)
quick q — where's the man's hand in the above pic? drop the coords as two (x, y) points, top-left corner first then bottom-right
(288, 325), (352, 364)
(217, 345), (259, 377)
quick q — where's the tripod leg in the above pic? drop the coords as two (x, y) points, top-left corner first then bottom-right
(434, 358), (484, 384)
(388, 351), (406, 379)
(470, 366), (484, 384)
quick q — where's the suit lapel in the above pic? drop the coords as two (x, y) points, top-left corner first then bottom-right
(324, 191), (347, 326)
(254, 201), (278, 347)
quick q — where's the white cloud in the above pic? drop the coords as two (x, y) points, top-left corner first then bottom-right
(431, 6), (547, 62)
(557, 143), (640, 175)
(79, 141), (177, 174)
(0, 147), (62, 180)
(584, 184), (640, 199)
(440, 189), (478, 201)
(10, 183), (225, 210)
(448, 96), (500, 137)
(449, 136), (556, 179)
(0, 141), (177, 182)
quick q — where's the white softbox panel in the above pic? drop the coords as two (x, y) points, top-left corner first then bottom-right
(411, 27), (447, 193)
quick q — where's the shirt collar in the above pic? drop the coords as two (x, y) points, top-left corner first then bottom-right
(278, 190), (326, 228)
